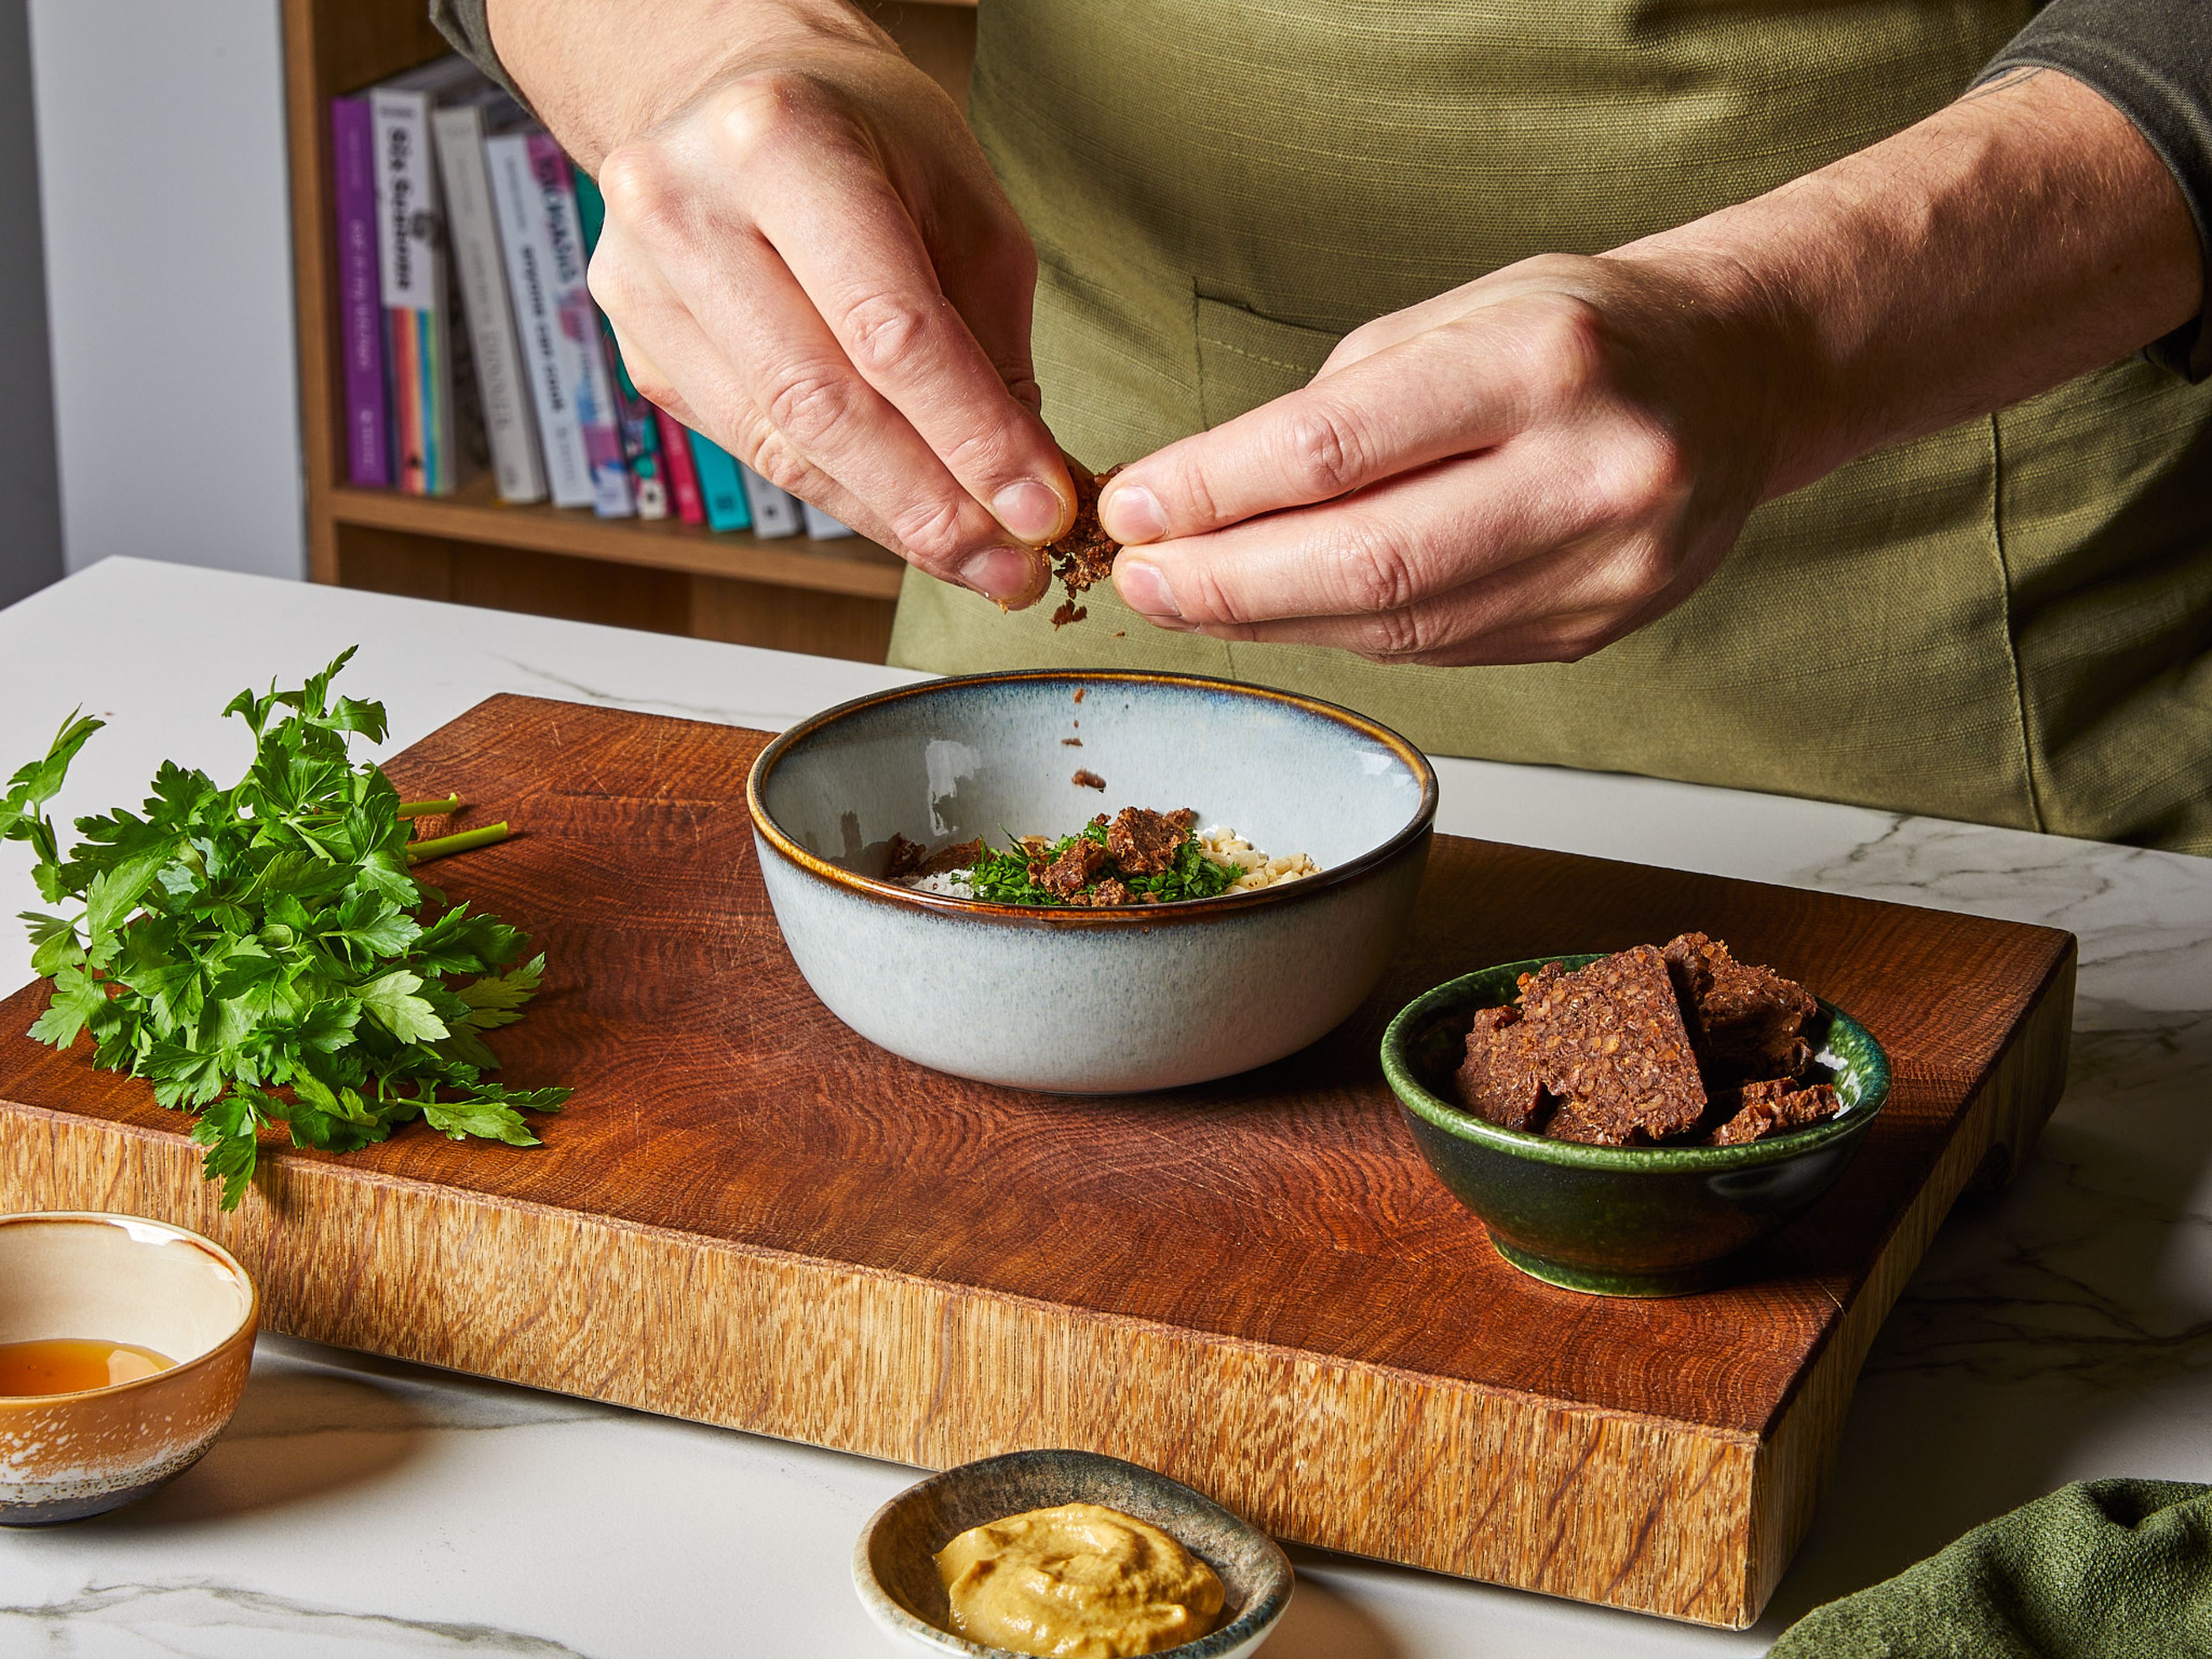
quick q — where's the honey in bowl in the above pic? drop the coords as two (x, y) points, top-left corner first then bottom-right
(0, 1338), (177, 1396)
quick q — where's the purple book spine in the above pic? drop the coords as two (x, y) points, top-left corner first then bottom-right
(331, 96), (390, 488)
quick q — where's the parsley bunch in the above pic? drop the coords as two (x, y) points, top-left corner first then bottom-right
(0, 650), (569, 1207)
(962, 817), (1238, 907)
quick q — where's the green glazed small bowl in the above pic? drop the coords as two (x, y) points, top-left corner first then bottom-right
(1382, 955), (1891, 1297)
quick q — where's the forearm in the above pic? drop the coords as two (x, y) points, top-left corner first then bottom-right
(485, 0), (882, 169)
(1611, 67), (2203, 502)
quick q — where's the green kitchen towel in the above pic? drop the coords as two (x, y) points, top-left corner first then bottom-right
(1771, 1480), (2212, 1657)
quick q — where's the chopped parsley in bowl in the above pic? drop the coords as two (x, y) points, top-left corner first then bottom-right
(887, 807), (1317, 908)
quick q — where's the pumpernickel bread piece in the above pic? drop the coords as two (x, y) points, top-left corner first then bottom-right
(1453, 1005), (1548, 1131)
(1107, 806), (1188, 874)
(1522, 946), (1709, 1143)
(883, 832), (927, 880)
(1456, 949), (1708, 1145)
(1044, 454), (1123, 628)
(1662, 931), (1817, 1082)
(1036, 836), (1111, 896)
(1707, 1078), (1839, 1146)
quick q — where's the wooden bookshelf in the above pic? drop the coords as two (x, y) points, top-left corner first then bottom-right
(281, 0), (978, 662)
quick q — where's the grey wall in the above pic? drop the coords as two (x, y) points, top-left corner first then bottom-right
(29, 0), (305, 582)
(0, 0), (62, 611)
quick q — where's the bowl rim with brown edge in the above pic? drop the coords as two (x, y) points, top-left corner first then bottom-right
(0, 1210), (259, 1406)
(852, 1447), (1294, 1658)
(747, 668), (1439, 931)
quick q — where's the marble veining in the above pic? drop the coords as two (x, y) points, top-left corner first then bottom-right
(2, 1581), (600, 1657)
(0, 560), (2206, 1658)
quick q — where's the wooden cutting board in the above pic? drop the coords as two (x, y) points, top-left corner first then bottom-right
(0, 695), (2074, 1628)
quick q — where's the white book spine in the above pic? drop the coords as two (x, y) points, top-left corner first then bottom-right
(369, 89), (437, 312)
(739, 464), (804, 539)
(484, 132), (594, 510)
(434, 104), (545, 504)
(800, 502), (854, 541)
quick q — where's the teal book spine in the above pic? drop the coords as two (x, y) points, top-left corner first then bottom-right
(685, 431), (753, 532)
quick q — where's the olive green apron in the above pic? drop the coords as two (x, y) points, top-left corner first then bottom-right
(887, 2), (2212, 853)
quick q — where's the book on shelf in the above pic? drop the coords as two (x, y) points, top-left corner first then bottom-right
(740, 464), (805, 540)
(369, 55), (488, 497)
(331, 69), (876, 554)
(570, 173), (669, 520)
(330, 95), (389, 488)
(483, 129), (594, 509)
(432, 91), (546, 504)
(686, 431), (755, 533)
(526, 134), (634, 518)
(658, 410), (707, 526)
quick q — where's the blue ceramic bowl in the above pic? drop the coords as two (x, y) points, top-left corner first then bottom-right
(747, 671), (1436, 1092)
(1382, 956), (1892, 1296)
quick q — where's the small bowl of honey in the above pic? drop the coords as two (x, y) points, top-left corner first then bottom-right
(1, 1211), (257, 1525)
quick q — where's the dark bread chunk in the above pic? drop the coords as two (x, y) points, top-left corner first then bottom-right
(1662, 933), (1817, 1081)
(1107, 806), (1188, 874)
(1044, 455), (1123, 628)
(915, 837), (983, 879)
(1166, 807), (1198, 834)
(1454, 1005), (1548, 1131)
(1088, 877), (1132, 907)
(1707, 1078), (1840, 1146)
(1546, 1103), (1653, 1147)
(1071, 768), (1107, 791)
(1040, 837), (1111, 897)
(1455, 951), (1706, 1145)
(1519, 947), (1707, 1145)
(882, 833), (926, 880)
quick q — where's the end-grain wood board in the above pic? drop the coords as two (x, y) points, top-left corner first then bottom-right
(0, 695), (2074, 1628)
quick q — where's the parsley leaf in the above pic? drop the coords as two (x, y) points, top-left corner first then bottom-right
(8, 652), (569, 1208)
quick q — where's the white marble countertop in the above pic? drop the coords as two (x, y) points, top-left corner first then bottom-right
(2, 556), (2206, 1658)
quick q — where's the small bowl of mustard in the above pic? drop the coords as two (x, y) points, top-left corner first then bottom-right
(854, 1448), (1293, 1658)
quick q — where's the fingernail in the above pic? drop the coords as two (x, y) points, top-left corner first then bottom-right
(1116, 558), (1181, 619)
(960, 546), (1044, 607)
(993, 479), (1066, 544)
(1099, 483), (1164, 544)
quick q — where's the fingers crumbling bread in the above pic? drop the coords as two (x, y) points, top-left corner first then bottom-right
(1043, 453), (1123, 628)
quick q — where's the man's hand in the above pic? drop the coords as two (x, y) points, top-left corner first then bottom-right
(1097, 257), (1771, 665)
(491, 0), (1069, 605)
(1099, 69), (2203, 664)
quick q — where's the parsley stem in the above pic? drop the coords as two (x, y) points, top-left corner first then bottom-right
(396, 794), (463, 820)
(407, 821), (510, 865)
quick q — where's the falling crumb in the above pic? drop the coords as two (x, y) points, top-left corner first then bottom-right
(1062, 736), (1082, 747)
(1112, 631), (1126, 638)
(1071, 768), (1107, 790)
(1073, 688), (1086, 704)
(1051, 601), (1088, 629)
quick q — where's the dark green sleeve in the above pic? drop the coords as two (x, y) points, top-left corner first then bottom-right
(429, 0), (532, 111)
(1982, 0), (2212, 381)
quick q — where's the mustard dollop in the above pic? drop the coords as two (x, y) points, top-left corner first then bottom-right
(934, 1501), (1226, 1658)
